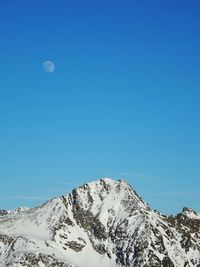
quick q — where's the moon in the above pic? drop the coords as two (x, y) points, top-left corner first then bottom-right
(43, 60), (55, 73)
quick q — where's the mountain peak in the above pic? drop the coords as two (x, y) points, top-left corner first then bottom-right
(181, 206), (200, 220)
(78, 178), (129, 191)
(70, 178), (149, 218)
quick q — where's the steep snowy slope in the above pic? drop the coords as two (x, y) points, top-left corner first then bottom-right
(0, 178), (200, 267)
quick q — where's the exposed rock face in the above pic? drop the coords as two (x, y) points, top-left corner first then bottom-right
(0, 178), (200, 267)
(0, 211), (8, 216)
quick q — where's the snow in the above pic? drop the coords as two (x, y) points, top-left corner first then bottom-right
(183, 210), (200, 220)
(0, 198), (65, 240)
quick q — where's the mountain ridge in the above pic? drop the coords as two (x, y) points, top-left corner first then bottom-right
(0, 178), (200, 267)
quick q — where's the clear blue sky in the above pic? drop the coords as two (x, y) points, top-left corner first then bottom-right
(0, 0), (200, 214)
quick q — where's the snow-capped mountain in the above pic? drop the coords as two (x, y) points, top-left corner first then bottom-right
(0, 178), (200, 267)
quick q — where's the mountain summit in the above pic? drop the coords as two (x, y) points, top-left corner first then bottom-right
(0, 178), (200, 267)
